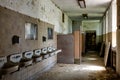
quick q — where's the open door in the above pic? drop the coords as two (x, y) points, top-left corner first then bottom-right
(85, 31), (96, 52)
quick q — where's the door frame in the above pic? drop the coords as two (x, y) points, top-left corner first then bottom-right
(85, 30), (96, 52)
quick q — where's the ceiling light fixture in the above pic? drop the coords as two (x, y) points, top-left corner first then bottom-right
(82, 14), (88, 19)
(77, 0), (86, 8)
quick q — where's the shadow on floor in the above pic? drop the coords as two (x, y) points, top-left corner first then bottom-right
(36, 51), (120, 80)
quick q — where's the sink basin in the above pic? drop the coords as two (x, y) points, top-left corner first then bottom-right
(20, 51), (33, 67)
(52, 47), (57, 51)
(47, 46), (53, 53)
(33, 49), (42, 62)
(41, 47), (47, 54)
(8, 53), (22, 63)
(1, 54), (22, 74)
(34, 49), (41, 56)
(24, 51), (33, 59)
(0, 56), (7, 68)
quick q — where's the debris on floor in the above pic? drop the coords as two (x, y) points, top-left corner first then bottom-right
(37, 64), (120, 80)
(89, 67), (120, 80)
(37, 52), (120, 80)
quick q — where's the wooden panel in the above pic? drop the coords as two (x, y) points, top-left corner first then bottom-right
(113, 51), (116, 68)
(111, 48), (116, 69)
(57, 34), (74, 64)
(100, 42), (105, 57)
(74, 31), (82, 64)
(79, 32), (82, 63)
(104, 42), (110, 66)
(82, 33), (85, 54)
(74, 31), (80, 59)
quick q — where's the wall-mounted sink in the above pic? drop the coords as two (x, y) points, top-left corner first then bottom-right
(9, 53), (22, 63)
(1, 53), (22, 74)
(47, 46), (53, 53)
(20, 51), (33, 67)
(52, 47), (57, 51)
(41, 48), (48, 54)
(0, 56), (7, 68)
(34, 49), (41, 56)
(33, 49), (42, 62)
(24, 51), (33, 59)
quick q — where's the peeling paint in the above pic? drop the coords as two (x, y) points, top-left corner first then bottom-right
(0, 0), (72, 34)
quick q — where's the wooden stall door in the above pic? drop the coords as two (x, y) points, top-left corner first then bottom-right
(74, 31), (82, 64)
(57, 34), (74, 64)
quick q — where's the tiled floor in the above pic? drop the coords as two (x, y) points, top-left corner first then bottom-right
(37, 51), (119, 80)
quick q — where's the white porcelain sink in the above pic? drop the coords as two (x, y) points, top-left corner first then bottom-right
(34, 49), (41, 56)
(0, 56), (7, 68)
(41, 48), (47, 54)
(33, 49), (42, 62)
(24, 51), (33, 59)
(52, 47), (57, 51)
(21, 51), (33, 67)
(47, 46), (53, 52)
(9, 53), (22, 63)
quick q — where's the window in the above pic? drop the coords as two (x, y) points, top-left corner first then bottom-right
(48, 28), (53, 39)
(25, 23), (38, 40)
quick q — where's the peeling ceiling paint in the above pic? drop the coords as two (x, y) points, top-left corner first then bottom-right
(51, 0), (112, 20)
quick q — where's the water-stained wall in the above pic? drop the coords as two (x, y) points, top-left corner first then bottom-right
(0, 6), (56, 56)
(102, 0), (117, 48)
(0, 5), (59, 80)
(0, 0), (72, 34)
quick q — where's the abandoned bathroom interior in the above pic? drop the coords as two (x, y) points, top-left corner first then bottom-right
(0, 0), (120, 80)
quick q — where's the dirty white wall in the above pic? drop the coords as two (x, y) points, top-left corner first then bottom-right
(72, 21), (81, 32)
(102, 0), (117, 47)
(112, 0), (117, 48)
(68, 17), (72, 34)
(102, 16), (106, 41)
(0, 0), (72, 34)
(63, 14), (72, 34)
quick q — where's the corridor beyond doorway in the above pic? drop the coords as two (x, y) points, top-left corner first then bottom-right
(37, 52), (119, 80)
(85, 31), (96, 52)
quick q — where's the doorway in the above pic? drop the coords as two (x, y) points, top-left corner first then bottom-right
(85, 31), (96, 52)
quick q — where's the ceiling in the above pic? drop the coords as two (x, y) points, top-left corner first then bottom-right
(51, 0), (112, 20)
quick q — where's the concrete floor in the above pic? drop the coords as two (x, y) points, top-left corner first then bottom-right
(37, 51), (119, 80)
